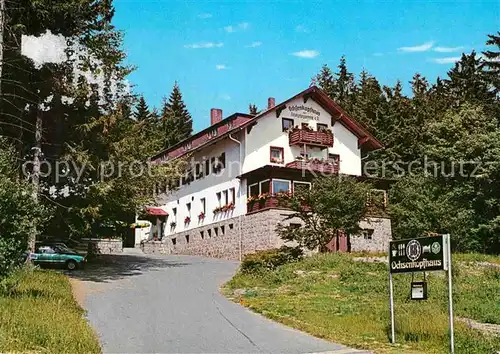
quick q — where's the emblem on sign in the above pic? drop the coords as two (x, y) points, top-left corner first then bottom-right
(431, 242), (441, 254)
(406, 240), (422, 261)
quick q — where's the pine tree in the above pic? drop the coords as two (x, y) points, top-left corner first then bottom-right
(482, 32), (500, 94)
(161, 82), (193, 148)
(445, 51), (494, 106)
(134, 96), (151, 121)
(312, 64), (335, 98)
(335, 56), (356, 110)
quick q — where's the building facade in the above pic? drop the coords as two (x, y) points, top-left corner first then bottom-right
(137, 86), (391, 259)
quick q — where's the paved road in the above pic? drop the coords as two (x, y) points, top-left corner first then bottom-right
(73, 249), (369, 354)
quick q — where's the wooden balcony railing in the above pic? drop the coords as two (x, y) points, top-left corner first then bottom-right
(286, 159), (339, 174)
(289, 129), (334, 148)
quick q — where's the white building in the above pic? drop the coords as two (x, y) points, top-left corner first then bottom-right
(137, 86), (391, 258)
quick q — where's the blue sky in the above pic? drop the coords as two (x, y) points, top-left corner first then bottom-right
(113, 0), (499, 132)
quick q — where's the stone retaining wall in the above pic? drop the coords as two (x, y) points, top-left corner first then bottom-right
(82, 238), (123, 255)
(140, 210), (392, 259)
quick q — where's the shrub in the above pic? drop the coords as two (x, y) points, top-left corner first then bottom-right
(240, 246), (303, 273)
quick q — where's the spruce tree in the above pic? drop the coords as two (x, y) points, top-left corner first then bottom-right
(482, 32), (500, 94)
(134, 96), (151, 121)
(312, 64), (335, 98)
(161, 82), (193, 148)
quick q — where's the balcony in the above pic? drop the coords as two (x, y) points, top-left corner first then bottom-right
(246, 194), (291, 214)
(286, 159), (339, 174)
(289, 128), (334, 148)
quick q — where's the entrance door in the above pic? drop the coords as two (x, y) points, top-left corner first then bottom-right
(325, 231), (349, 252)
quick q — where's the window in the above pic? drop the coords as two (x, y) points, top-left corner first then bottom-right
(270, 146), (284, 164)
(200, 231), (204, 239)
(249, 183), (259, 197)
(219, 152), (226, 168)
(223, 190), (228, 205)
(272, 179), (291, 193)
(185, 235), (190, 243)
(200, 198), (206, 214)
(229, 188), (235, 204)
(172, 238), (177, 246)
(172, 208), (177, 221)
(221, 225), (225, 235)
(205, 159), (210, 175)
(186, 203), (191, 217)
(214, 228), (219, 237)
(216, 192), (222, 206)
(282, 118), (294, 132)
(260, 179), (270, 194)
(300, 147), (310, 159)
(195, 163), (203, 179)
(207, 229), (212, 237)
(362, 229), (374, 240)
(293, 181), (311, 193)
(317, 123), (328, 132)
(211, 157), (217, 174)
(301, 123), (309, 129)
(328, 153), (340, 164)
(229, 223), (234, 230)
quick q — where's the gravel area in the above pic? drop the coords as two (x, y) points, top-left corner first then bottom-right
(71, 249), (369, 354)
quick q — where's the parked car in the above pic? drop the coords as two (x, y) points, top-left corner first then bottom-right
(30, 243), (86, 271)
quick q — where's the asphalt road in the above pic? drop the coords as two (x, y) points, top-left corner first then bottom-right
(73, 249), (369, 354)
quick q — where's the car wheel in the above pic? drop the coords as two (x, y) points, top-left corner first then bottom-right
(66, 260), (77, 271)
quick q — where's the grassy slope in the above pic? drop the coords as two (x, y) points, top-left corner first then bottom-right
(0, 268), (100, 354)
(223, 253), (500, 354)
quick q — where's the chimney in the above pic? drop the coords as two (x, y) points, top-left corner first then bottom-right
(268, 97), (276, 109)
(210, 108), (223, 125)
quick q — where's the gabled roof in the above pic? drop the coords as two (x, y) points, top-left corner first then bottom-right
(241, 86), (383, 151)
(151, 86), (383, 163)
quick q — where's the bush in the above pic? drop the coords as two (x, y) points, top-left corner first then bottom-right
(240, 246), (303, 273)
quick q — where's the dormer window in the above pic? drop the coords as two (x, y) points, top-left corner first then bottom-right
(227, 120), (234, 129)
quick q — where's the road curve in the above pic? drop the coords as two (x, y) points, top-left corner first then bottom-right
(72, 249), (369, 354)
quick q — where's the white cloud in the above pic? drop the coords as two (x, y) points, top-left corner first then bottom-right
(434, 46), (464, 53)
(398, 41), (434, 52)
(291, 50), (319, 58)
(224, 22), (249, 33)
(21, 31), (67, 68)
(295, 25), (309, 33)
(431, 57), (461, 64)
(216, 64), (227, 70)
(198, 13), (212, 19)
(184, 42), (223, 49)
(220, 94), (231, 100)
(246, 41), (262, 48)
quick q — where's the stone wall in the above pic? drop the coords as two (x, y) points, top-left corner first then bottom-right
(82, 238), (123, 255)
(350, 217), (392, 252)
(141, 210), (392, 259)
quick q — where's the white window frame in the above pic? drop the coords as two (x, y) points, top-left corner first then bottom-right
(229, 187), (235, 204)
(200, 198), (206, 214)
(271, 178), (291, 194)
(259, 179), (270, 194)
(293, 181), (311, 192)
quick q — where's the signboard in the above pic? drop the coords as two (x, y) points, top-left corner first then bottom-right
(389, 235), (447, 273)
(287, 104), (321, 121)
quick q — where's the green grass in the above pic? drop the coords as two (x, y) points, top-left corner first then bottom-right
(223, 253), (500, 354)
(0, 268), (100, 354)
